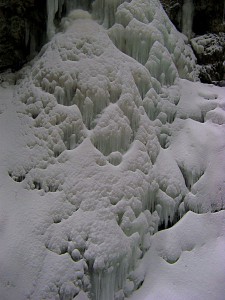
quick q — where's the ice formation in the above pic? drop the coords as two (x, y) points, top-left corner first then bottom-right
(182, 0), (194, 40)
(47, 0), (92, 39)
(1, 1), (225, 300)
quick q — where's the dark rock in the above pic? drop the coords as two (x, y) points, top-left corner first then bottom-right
(160, 0), (225, 35)
(191, 33), (225, 83)
(160, 0), (225, 84)
(0, 0), (47, 71)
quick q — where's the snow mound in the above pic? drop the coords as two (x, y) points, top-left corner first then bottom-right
(129, 210), (225, 300)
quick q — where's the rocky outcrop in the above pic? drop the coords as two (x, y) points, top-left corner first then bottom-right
(191, 33), (225, 84)
(0, 0), (46, 71)
(161, 0), (225, 35)
(160, 0), (225, 84)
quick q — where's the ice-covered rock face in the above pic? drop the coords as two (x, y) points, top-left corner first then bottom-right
(7, 1), (225, 300)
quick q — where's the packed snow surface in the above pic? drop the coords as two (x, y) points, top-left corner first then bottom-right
(129, 210), (225, 300)
(0, 1), (225, 300)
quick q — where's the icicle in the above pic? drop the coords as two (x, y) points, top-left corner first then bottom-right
(25, 20), (30, 48)
(93, 0), (124, 28)
(47, 0), (60, 40)
(178, 202), (186, 219)
(182, 0), (194, 40)
(223, 0), (225, 24)
(83, 97), (94, 129)
(58, 0), (65, 17)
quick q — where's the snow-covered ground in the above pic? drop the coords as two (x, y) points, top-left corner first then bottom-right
(0, 1), (225, 299)
(129, 210), (225, 300)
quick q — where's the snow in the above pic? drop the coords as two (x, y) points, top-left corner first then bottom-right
(0, 0), (225, 300)
(128, 211), (225, 300)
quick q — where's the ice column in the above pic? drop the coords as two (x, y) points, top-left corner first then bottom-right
(47, 0), (60, 40)
(223, 0), (225, 23)
(182, 0), (194, 40)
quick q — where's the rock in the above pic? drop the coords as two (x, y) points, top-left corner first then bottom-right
(160, 0), (225, 84)
(0, 0), (46, 71)
(191, 33), (225, 83)
(160, 0), (225, 35)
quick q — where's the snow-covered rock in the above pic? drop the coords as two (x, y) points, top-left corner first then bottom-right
(191, 33), (225, 84)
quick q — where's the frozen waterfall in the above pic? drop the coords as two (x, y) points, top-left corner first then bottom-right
(1, 0), (225, 300)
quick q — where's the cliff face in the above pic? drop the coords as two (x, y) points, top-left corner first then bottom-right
(0, 0), (46, 71)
